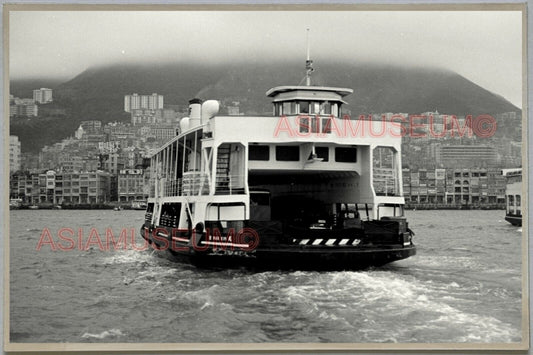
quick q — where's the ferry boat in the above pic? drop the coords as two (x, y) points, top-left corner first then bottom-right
(503, 169), (522, 226)
(9, 199), (22, 209)
(140, 58), (416, 270)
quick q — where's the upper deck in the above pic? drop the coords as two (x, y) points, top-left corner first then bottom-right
(149, 62), (406, 213)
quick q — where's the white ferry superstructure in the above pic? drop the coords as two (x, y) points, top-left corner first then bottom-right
(503, 169), (522, 226)
(140, 65), (416, 270)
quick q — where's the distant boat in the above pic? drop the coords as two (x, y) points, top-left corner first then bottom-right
(28, 205), (39, 210)
(503, 169), (522, 226)
(9, 199), (22, 209)
(113, 206), (123, 211)
(131, 200), (147, 210)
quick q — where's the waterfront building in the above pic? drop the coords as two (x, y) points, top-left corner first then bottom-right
(58, 154), (84, 172)
(9, 136), (21, 172)
(57, 171), (111, 204)
(117, 169), (147, 202)
(14, 98), (35, 105)
(10, 103), (38, 117)
(33, 88), (53, 104)
(13, 170), (112, 205)
(104, 122), (137, 141)
(401, 167), (507, 208)
(98, 141), (120, 154)
(131, 108), (179, 126)
(103, 153), (125, 175)
(147, 125), (176, 142)
(80, 120), (102, 133)
(131, 109), (158, 125)
(124, 93), (164, 113)
(435, 145), (500, 168)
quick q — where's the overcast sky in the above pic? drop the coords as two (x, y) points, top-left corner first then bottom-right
(8, 9), (523, 107)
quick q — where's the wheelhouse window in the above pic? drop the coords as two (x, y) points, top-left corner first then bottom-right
(332, 103), (339, 117)
(298, 101), (309, 114)
(276, 146), (300, 161)
(310, 102), (321, 114)
(249, 145), (270, 161)
(335, 146), (357, 163)
(282, 101), (297, 115)
(320, 102), (331, 114)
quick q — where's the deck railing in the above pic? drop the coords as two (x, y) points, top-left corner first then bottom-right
(149, 173), (246, 198)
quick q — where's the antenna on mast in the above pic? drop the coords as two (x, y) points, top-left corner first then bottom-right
(305, 28), (314, 86)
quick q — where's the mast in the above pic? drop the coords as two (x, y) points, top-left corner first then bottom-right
(305, 28), (314, 86)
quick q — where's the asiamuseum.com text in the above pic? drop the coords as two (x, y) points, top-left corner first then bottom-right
(35, 227), (260, 252)
(273, 113), (497, 138)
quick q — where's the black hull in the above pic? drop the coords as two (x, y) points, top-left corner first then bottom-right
(188, 247), (415, 271)
(140, 225), (416, 271)
(505, 215), (522, 226)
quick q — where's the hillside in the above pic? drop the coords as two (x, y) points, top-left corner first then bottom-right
(9, 78), (65, 98)
(10, 60), (520, 152)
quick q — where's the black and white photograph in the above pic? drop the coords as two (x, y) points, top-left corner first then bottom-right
(3, 3), (528, 352)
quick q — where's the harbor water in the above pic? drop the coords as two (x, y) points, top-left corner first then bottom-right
(9, 209), (523, 343)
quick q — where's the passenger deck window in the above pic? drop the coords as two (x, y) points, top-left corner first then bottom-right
(335, 147), (357, 162)
(314, 147), (329, 162)
(249, 145), (270, 161)
(276, 146), (300, 161)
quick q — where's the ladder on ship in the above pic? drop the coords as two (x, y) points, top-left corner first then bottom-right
(216, 145), (231, 194)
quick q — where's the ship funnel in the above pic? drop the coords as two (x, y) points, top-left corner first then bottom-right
(201, 100), (220, 124)
(180, 117), (190, 132)
(189, 98), (203, 128)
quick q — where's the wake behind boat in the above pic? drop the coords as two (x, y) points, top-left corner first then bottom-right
(140, 54), (416, 270)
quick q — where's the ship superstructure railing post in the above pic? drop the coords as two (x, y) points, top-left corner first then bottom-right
(155, 151), (160, 198)
(395, 148), (402, 196)
(193, 130), (198, 172)
(210, 146), (217, 195)
(174, 139), (178, 184)
(182, 133), (187, 180)
(199, 145), (213, 196)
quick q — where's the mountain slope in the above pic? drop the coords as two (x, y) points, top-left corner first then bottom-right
(9, 60), (520, 152)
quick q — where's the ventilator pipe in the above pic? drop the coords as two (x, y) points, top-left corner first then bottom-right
(179, 117), (190, 132)
(201, 100), (220, 124)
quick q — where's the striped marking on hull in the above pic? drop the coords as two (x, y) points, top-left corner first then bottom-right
(294, 238), (361, 246)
